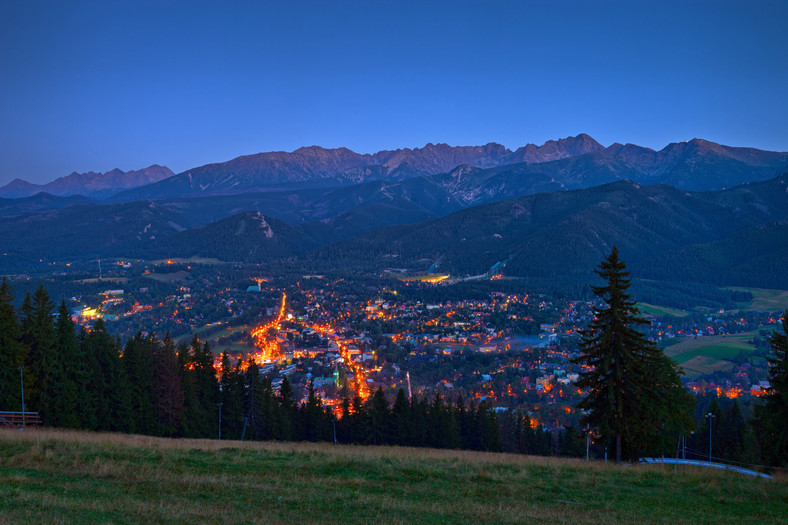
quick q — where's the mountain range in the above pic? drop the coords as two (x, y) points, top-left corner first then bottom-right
(4, 135), (786, 210)
(107, 134), (607, 201)
(105, 135), (788, 203)
(2, 134), (787, 300)
(0, 165), (174, 199)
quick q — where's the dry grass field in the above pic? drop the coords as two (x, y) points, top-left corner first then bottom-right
(1, 429), (786, 524)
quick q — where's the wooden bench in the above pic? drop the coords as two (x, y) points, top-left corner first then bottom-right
(0, 411), (42, 428)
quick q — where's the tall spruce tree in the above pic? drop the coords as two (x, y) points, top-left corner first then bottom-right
(84, 319), (132, 432)
(0, 278), (26, 411)
(572, 247), (693, 462)
(243, 360), (265, 440)
(152, 333), (184, 436)
(24, 286), (57, 422)
(753, 311), (788, 466)
(51, 300), (80, 428)
(123, 333), (157, 434)
(219, 352), (244, 440)
(181, 338), (219, 438)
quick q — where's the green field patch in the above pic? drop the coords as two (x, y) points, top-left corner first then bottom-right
(672, 342), (752, 364)
(664, 331), (758, 357)
(663, 332), (760, 376)
(144, 270), (190, 283)
(638, 303), (689, 318)
(726, 287), (788, 312)
(676, 355), (736, 377)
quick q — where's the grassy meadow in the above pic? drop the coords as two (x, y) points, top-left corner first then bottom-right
(638, 303), (689, 318)
(144, 270), (191, 283)
(1, 429), (786, 524)
(662, 330), (766, 377)
(728, 287), (788, 313)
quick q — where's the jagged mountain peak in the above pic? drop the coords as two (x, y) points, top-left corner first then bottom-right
(0, 165), (174, 199)
(511, 133), (606, 163)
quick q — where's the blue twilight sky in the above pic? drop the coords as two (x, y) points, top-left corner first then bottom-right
(1, 0), (787, 186)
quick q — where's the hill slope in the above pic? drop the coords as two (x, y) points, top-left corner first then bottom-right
(0, 193), (94, 218)
(1, 429), (784, 525)
(315, 175), (788, 281)
(639, 221), (788, 289)
(0, 201), (187, 270)
(147, 176), (463, 228)
(142, 211), (318, 262)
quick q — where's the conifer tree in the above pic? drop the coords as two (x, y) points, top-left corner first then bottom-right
(123, 334), (154, 433)
(369, 387), (390, 445)
(0, 278), (25, 411)
(278, 375), (295, 440)
(84, 319), (132, 432)
(336, 387), (352, 442)
(429, 393), (447, 448)
(572, 247), (693, 462)
(242, 360), (262, 440)
(715, 400), (745, 461)
(391, 388), (410, 446)
(182, 338), (219, 438)
(350, 391), (368, 443)
(259, 376), (278, 440)
(24, 286), (57, 422)
(152, 333), (184, 436)
(51, 300), (80, 427)
(302, 380), (323, 442)
(19, 292), (33, 343)
(219, 352), (244, 439)
(753, 311), (788, 466)
(76, 327), (99, 429)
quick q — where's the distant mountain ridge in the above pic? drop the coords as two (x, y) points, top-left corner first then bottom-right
(432, 138), (788, 206)
(0, 193), (95, 218)
(4, 135), (784, 206)
(108, 135), (788, 202)
(109, 134), (606, 200)
(0, 165), (174, 199)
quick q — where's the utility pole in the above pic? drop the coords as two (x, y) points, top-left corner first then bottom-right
(585, 426), (590, 461)
(19, 366), (25, 430)
(241, 416), (249, 441)
(705, 412), (716, 462)
(217, 403), (223, 440)
(333, 418), (337, 445)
